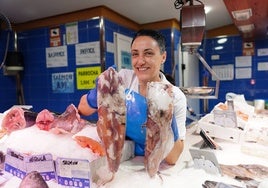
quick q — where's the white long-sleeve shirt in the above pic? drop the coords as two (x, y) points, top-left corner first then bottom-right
(119, 69), (187, 140)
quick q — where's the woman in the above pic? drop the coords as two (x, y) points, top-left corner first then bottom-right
(78, 29), (187, 165)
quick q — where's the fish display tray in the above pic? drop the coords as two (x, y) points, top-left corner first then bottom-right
(198, 114), (244, 143)
(180, 86), (215, 96)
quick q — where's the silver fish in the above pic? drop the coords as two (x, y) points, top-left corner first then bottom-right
(19, 171), (49, 188)
(202, 180), (243, 188)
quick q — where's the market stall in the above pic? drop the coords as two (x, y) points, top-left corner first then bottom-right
(0, 94), (268, 187)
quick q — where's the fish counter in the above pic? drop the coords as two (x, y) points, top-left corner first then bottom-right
(1, 117), (268, 188)
(1, 91), (268, 187)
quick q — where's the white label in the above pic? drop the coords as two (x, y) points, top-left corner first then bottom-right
(211, 55), (220, 60)
(257, 62), (268, 71)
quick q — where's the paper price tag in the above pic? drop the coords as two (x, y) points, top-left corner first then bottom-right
(25, 153), (55, 181)
(4, 148), (55, 181)
(4, 148), (27, 179)
(55, 157), (90, 188)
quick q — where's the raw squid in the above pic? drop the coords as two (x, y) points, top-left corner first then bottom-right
(96, 67), (126, 175)
(144, 82), (175, 177)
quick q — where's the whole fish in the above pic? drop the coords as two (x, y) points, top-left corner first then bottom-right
(97, 67), (126, 175)
(50, 104), (87, 134)
(220, 164), (268, 188)
(19, 171), (49, 188)
(144, 82), (174, 177)
(238, 164), (268, 179)
(36, 104), (87, 134)
(202, 180), (243, 188)
(220, 164), (268, 180)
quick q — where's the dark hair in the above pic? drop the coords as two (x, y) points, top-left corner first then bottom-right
(165, 74), (175, 85)
(160, 70), (175, 85)
(131, 29), (166, 54)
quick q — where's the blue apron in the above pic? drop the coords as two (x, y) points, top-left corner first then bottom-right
(125, 89), (147, 155)
(125, 89), (179, 156)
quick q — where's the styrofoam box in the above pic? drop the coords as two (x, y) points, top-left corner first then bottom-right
(198, 113), (244, 143)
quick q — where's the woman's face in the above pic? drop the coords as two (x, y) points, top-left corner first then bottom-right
(131, 36), (166, 84)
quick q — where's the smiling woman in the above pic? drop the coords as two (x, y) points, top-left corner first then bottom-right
(78, 29), (187, 169)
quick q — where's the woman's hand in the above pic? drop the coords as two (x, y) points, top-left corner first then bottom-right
(78, 94), (97, 116)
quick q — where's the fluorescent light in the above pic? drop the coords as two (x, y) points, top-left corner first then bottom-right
(232, 9), (252, 21)
(215, 46), (223, 50)
(204, 6), (211, 14)
(238, 24), (254, 33)
(217, 38), (227, 44)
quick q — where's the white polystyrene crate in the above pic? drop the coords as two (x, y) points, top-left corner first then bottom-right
(198, 114), (244, 143)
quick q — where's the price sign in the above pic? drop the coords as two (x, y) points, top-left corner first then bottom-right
(76, 66), (101, 90)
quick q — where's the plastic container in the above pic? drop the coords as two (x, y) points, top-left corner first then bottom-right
(254, 99), (265, 113)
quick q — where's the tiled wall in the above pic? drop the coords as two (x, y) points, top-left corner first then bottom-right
(0, 30), (18, 110)
(3, 15), (267, 119)
(0, 17), (177, 121)
(199, 35), (268, 113)
(0, 18), (133, 120)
